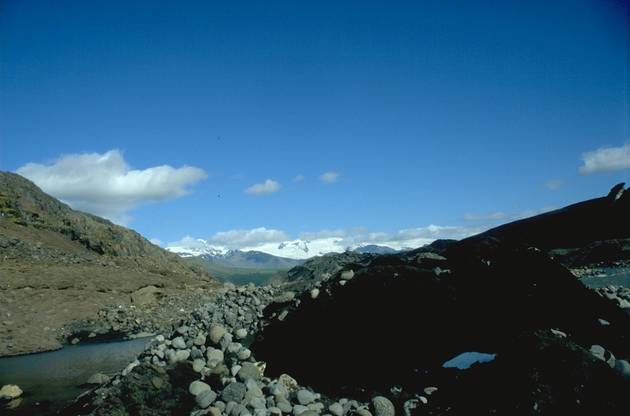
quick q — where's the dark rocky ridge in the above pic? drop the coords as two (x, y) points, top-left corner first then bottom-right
(463, 183), (630, 266)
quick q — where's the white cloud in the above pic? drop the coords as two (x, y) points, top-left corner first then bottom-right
(579, 143), (630, 174)
(319, 171), (339, 183)
(545, 179), (564, 190)
(463, 212), (507, 221)
(245, 179), (280, 195)
(16, 150), (207, 225)
(293, 175), (305, 183)
(208, 227), (289, 248)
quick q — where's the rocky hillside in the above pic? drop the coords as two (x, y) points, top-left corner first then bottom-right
(0, 172), (218, 356)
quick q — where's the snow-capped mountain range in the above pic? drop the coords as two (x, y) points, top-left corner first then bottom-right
(166, 237), (401, 261)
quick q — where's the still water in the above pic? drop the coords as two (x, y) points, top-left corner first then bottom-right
(0, 337), (151, 415)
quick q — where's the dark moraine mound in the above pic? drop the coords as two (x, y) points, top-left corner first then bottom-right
(464, 183), (630, 267)
(252, 242), (630, 413)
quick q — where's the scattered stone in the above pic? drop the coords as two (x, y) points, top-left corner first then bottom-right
(196, 389), (218, 408)
(206, 347), (225, 367)
(122, 360), (140, 376)
(172, 336), (187, 349)
(86, 372), (110, 385)
(372, 396), (395, 416)
(293, 404), (309, 415)
(589, 345), (615, 367)
(151, 377), (164, 389)
(194, 333), (207, 346)
(402, 400), (419, 416)
(273, 292), (296, 304)
(237, 362), (262, 381)
(238, 348), (252, 360)
(221, 382), (247, 403)
(423, 387), (438, 396)
(614, 359), (630, 380)
(297, 389), (316, 405)
(340, 270), (355, 280)
(208, 407), (222, 416)
(209, 325), (227, 344)
(193, 358), (206, 373)
(550, 328), (567, 338)
(277, 374), (299, 392)
(598, 318), (611, 326)
(269, 407), (283, 416)
(310, 288), (320, 299)
(235, 328), (248, 339)
(189, 380), (212, 396)
(0, 385), (23, 401)
(277, 399), (293, 413)
(329, 402), (344, 416)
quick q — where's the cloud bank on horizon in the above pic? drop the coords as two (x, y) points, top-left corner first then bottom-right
(16, 150), (207, 224)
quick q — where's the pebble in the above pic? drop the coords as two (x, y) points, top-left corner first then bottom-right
(206, 347), (225, 367)
(329, 402), (344, 416)
(293, 405), (309, 415)
(372, 396), (395, 416)
(221, 382), (247, 403)
(0, 384), (23, 400)
(340, 270), (355, 280)
(172, 336), (187, 349)
(277, 399), (293, 413)
(423, 387), (438, 396)
(193, 359), (206, 373)
(196, 389), (217, 408)
(235, 328), (248, 339)
(237, 362), (262, 381)
(209, 325), (227, 344)
(87, 372), (110, 385)
(614, 359), (630, 380)
(194, 333), (207, 346)
(238, 348), (252, 360)
(189, 380), (212, 396)
(310, 289), (320, 299)
(297, 389), (315, 405)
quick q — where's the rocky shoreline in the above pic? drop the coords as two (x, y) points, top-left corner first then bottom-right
(64, 282), (390, 416)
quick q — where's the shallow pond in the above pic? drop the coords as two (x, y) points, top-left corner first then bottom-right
(0, 337), (151, 415)
(580, 267), (630, 289)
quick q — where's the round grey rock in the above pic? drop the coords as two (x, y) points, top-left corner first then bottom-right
(372, 396), (395, 416)
(221, 382), (247, 403)
(296, 389), (315, 405)
(196, 389), (218, 408)
(237, 362), (261, 381)
(209, 325), (227, 344)
(172, 336), (187, 350)
(329, 403), (344, 416)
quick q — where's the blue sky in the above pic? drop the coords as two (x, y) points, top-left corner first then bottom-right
(1, 0), (629, 251)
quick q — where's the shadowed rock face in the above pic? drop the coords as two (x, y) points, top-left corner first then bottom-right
(253, 243), (630, 411)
